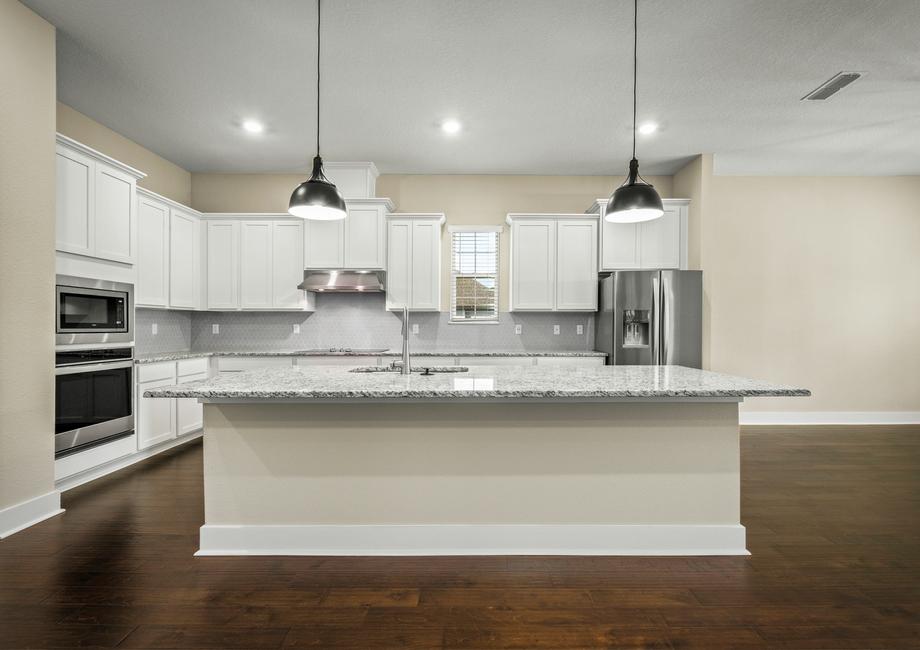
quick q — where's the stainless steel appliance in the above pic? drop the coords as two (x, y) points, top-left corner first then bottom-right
(56, 275), (133, 346)
(297, 270), (385, 293)
(55, 347), (134, 457)
(595, 270), (702, 367)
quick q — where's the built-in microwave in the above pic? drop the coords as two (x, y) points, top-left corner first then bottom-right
(56, 275), (133, 346)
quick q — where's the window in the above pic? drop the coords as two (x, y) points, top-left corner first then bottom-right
(450, 227), (500, 322)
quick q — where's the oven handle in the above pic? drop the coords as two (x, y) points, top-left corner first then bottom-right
(55, 360), (134, 375)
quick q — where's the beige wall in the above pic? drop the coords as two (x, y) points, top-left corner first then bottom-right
(0, 1), (56, 511)
(57, 102), (191, 205)
(677, 155), (920, 414)
(192, 172), (673, 311)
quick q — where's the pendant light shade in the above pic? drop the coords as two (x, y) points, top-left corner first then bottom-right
(606, 0), (663, 224)
(288, 0), (346, 221)
(289, 156), (346, 220)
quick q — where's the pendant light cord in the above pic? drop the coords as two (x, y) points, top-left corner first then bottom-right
(316, 0), (322, 157)
(631, 0), (637, 161)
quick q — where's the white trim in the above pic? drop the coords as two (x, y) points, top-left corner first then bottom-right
(585, 197), (691, 214)
(55, 432), (202, 492)
(56, 133), (146, 179)
(0, 491), (64, 539)
(388, 212), (446, 224)
(136, 186), (200, 215)
(196, 523), (748, 556)
(506, 212), (599, 225)
(741, 411), (920, 426)
(448, 224), (502, 233)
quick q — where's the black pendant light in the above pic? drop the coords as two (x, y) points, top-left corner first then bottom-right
(606, 0), (663, 224)
(288, 0), (347, 221)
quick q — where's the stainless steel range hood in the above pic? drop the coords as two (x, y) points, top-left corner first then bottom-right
(297, 270), (385, 293)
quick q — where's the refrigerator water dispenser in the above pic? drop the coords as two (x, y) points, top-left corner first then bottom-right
(623, 309), (650, 347)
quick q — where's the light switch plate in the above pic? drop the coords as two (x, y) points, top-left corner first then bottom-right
(412, 323), (419, 334)
(514, 324), (522, 335)
(293, 324), (301, 334)
(576, 324), (584, 335)
(151, 323), (158, 335)
(212, 324), (220, 334)
(553, 324), (560, 335)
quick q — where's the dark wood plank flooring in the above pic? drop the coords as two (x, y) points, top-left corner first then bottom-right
(1, 426), (918, 649)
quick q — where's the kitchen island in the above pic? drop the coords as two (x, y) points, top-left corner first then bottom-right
(145, 365), (807, 556)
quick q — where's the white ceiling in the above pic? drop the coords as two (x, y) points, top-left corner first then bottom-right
(23, 0), (920, 176)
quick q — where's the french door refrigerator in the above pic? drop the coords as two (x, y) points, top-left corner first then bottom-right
(595, 270), (702, 368)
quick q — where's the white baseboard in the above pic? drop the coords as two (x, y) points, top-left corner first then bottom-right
(0, 491), (64, 539)
(197, 523), (749, 557)
(56, 431), (201, 492)
(740, 411), (920, 426)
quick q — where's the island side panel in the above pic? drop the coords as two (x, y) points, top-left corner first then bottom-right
(199, 401), (744, 555)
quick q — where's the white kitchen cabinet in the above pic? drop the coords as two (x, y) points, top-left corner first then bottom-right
(175, 369), (208, 436)
(508, 215), (599, 312)
(555, 219), (598, 310)
(589, 198), (689, 271)
(386, 214), (444, 311)
(136, 192), (170, 307)
(205, 221), (238, 309)
(272, 221), (306, 309)
(217, 357), (294, 373)
(169, 208), (200, 309)
(137, 362), (177, 450)
(55, 135), (144, 263)
(240, 221), (273, 309)
(304, 198), (394, 270)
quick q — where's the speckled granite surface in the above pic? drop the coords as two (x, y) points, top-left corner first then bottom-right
(144, 365), (809, 402)
(135, 350), (608, 364)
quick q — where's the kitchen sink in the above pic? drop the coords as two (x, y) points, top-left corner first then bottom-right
(296, 348), (390, 355)
(350, 366), (469, 374)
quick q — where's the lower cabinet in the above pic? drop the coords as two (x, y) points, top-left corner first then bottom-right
(137, 359), (209, 450)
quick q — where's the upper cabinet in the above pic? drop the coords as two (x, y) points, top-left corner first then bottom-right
(386, 214), (444, 311)
(588, 198), (689, 271)
(56, 135), (145, 264)
(506, 214), (598, 312)
(304, 198), (394, 270)
(202, 215), (314, 311)
(136, 188), (202, 310)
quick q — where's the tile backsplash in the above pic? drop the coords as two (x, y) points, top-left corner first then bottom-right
(137, 294), (595, 354)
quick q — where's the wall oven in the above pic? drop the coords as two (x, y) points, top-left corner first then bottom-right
(56, 275), (133, 346)
(55, 347), (135, 457)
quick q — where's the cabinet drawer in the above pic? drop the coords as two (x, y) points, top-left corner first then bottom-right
(177, 371), (209, 385)
(137, 362), (177, 384)
(217, 357), (293, 372)
(177, 357), (209, 377)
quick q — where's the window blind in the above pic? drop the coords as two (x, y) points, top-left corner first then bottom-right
(450, 230), (499, 322)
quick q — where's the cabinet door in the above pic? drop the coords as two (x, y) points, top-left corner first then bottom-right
(600, 220), (640, 270)
(169, 210), (200, 309)
(205, 221), (239, 309)
(385, 219), (411, 310)
(556, 219), (598, 311)
(175, 371), (208, 436)
(304, 219), (344, 268)
(410, 220), (441, 310)
(136, 196), (170, 307)
(272, 220), (306, 309)
(345, 206), (385, 269)
(138, 374), (176, 450)
(55, 146), (94, 256)
(240, 221), (273, 309)
(510, 219), (556, 310)
(639, 204), (681, 269)
(94, 163), (135, 263)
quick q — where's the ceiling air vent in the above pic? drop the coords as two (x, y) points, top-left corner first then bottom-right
(801, 72), (862, 101)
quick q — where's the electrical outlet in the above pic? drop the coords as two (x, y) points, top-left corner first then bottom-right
(212, 324), (220, 335)
(412, 323), (419, 334)
(292, 324), (301, 334)
(514, 324), (522, 335)
(576, 324), (584, 335)
(553, 324), (560, 335)
(151, 323), (158, 335)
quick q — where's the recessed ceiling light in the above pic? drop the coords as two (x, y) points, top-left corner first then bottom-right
(242, 119), (264, 134)
(441, 119), (462, 135)
(638, 122), (658, 135)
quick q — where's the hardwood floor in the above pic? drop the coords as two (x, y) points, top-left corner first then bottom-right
(1, 426), (918, 649)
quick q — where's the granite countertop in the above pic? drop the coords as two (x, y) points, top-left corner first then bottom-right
(143, 364), (809, 403)
(134, 350), (608, 364)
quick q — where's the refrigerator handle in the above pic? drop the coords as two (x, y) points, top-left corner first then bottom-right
(651, 274), (660, 365)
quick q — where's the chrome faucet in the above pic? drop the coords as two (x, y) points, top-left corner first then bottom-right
(400, 306), (411, 375)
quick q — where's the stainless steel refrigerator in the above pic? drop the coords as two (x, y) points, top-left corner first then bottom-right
(595, 270), (702, 367)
